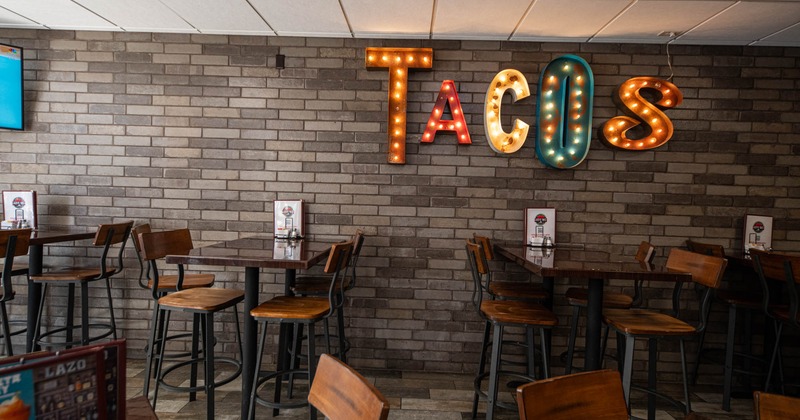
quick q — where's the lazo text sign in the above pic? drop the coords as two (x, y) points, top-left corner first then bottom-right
(366, 47), (682, 169)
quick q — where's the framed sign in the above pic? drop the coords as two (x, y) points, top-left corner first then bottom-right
(525, 208), (556, 247)
(743, 214), (773, 254)
(2, 190), (37, 228)
(274, 199), (304, 238)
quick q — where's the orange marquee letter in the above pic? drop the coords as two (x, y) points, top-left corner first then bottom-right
(366, 47), (433, 164)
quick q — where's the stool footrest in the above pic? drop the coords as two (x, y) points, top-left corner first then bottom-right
(252, 368), (311, 410)
(35, 323), (114, 347)
(474, 370), (537, 411)
(158, 356), (242, 393)
(630, 384), (687, 412)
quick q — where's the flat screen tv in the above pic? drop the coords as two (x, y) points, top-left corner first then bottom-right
(0, 43), (23, 130)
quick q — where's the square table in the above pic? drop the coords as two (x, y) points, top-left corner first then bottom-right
(494, 244), (692, 371)
(165, 235), (331, 419)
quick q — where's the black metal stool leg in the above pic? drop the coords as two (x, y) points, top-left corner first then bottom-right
(104, 277), (117, 339)
(153, 310), (172, 409)
(526, 326), (535, 378)
(472, 321), (491, 419)
(143, 302), (161, 398)
(648, 338), (657, 420)
(680, 338), (691, 415)
(765, 322), (782, 392)
(621, 335), (635, 411)
(203, 313), (215, 420)
(190, 313), (200, 402)
(66, 284), (75, 348)
(486, 324), (503, 420)
(539, 328), (550, 379)
(80, 281), (90, 345)
(565, 305), (581, 374)
(0, 303), (11, 356)
(307, 321), (317, 420)
(691, 326), (707, 385)
(248, 320), (269, 420)
(723, 304), (737, 411)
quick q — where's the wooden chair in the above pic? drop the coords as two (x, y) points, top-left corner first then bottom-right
(31, 220), (133, 349)
(603, 248), (727, 417)
(291, 229), (365, 362)
(248, 240), (353, 420)
(139, 228), (244, 420)
(687, 239), (764, 411)
(564, 241), (655, 374)
(516, 370), (628, 420)
(131, 224), (216, 399)
(466, 239), (557, 420)
(0, 228), (31, 355)
(750, 249), (800, 394)
(308, 353), (389, 420)
(753, 391), (800, 420)
(472, 234), (548, 302)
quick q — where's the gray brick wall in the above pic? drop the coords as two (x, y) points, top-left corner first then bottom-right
(1, 30), (798, 381)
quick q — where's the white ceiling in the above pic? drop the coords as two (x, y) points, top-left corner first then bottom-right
(1, 0), (799, 46)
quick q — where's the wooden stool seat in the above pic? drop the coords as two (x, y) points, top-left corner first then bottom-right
(480, 300), (558, 326)
(489, 281), (548, 301)
(769, 307), (800, 323)
(603, 308), (697, 336)
(158, 288), (244, 313)
(251, 296), (331, 320)
(149, 273), (215, 291)
(565, 287), (634, 309)
(31, 266), (118, 282)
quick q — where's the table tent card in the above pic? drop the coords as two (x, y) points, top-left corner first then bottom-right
(743, 214), (773, 253)
(2, 190), (37, 229)
(274, 199), (304, 238)
(525, 208), (556, 247)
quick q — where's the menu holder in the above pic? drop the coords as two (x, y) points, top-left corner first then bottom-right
(743, 214), (773, 254)
(0, 340), (126, 420)
(527, 247), (554, 268)
(273, 238), (300, 260)
(274, 199), (304, 239)
(525, 208), (556, 247)
(2, 190), (37, 229)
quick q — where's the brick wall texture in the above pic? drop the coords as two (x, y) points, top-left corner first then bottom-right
(0, 30), (798, 383)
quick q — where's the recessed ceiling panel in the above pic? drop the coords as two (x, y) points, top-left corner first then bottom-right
(342, 0), (433, 38)
(755, 21), (800, 46)
(432, 0), (531, 40)
(513, 0), (631, 42)
(160, 0), (274, 35)
(0, 7), (44, 29)
(0, 0), (117, 30)
(677, 1), (800, 45)
(250, 0), (350, 37)
(593, 0), (734, 44)
(74, 0), (196, 33)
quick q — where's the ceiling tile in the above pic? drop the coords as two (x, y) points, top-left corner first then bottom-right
(592, 0), (734, 44)
(513, 0), (631, 42)
(160, 0), (274, 35)
(74, 0), (196, 33)
(755, 21), (800, 46)
(432, 0), (532, 40)
(342, 0), (433, 38)
(250, 0), (350, 37)
(0, 6), (44, 29)
(677, 1), (800, 45)
(0, 0), (117, 30)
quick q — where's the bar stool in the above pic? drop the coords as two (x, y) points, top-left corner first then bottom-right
(686, 239), (765, 411)
(0, 228), (31, 356)
(472, 235), (549, 302)
(603, 248), (727, 417)
(564, 241), (654, 374)
(750, 249), (798, 395)
(131, 224), (216, 398)
(291, 229), (364, 362)
(248, 240), (353, 420)
(139, 228), (244, 420)
(31, 221), (133, 349)
(466, 240), (557, 420)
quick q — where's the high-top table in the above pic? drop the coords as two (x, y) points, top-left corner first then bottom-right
(494, 244), (692, 371)
(165, 236), (331, 419)
(27, 227), (97, 352)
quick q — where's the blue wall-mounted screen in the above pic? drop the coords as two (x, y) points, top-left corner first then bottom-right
(0, 43), (23, 131)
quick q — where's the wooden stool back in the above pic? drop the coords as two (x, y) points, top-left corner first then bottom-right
(754, 391), (800, 420)
(138, 228), (195, 296)
(516, 370), (628, 419)
(308, 353), (389, 420)
(636, 241), (655, 263)
(666, 248), (727, 289)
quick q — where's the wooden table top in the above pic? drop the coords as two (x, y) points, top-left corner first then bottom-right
(165, 235), (331, 270)
(30, 226), (96, 245)
(495, 243), (692, 282)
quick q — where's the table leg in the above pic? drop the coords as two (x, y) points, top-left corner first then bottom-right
(542, 276), (554, 360)
(584, 277), (604, 371)
(27, 244), (43, 353)
(242, 267), (259, 420)
(273, 268), (298, 416)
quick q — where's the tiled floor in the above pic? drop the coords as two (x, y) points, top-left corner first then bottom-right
(126, 358), (757, 419)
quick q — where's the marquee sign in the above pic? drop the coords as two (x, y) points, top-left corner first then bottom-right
(367, 47), (681, 167)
